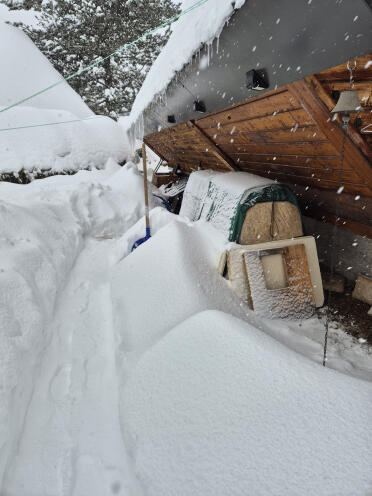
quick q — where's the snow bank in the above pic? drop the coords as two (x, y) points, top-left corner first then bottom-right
(111, 220), (246, 352)
(0, 162), (162, 487)
(0, 23), (91, 117)
(0, 24), (130, 174)
(0, 107), (128, 174)
(111, 206), (372, 381)
(112, 207), (181, 263)
(1, 158), (371, 494)
(123, 310), (372, 496)
(129, 0), (246, 129)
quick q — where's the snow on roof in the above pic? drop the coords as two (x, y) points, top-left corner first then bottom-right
(129, 0), (246, 127)
(0, 23), (93, 118)
(0, 3), (38, 26)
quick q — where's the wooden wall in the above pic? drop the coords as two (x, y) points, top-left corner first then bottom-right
(144, 54), (372, 238)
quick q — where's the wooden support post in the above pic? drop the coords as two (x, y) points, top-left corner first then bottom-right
(187, 120), (240, 171)
(142, 143), (150, 231)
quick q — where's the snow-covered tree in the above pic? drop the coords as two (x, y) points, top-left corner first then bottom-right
(4, 0), (180, 117)
(2, 0), (42, 8)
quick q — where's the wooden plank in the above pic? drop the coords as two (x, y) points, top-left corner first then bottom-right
(220, 141), (337, 156)
(214, 133), (327, 146)
(186, 120), (239, 171)
(316, 54), (372, 81)
(322, 81), (372, 91)
(288, 78), (372, 191)
(235, 161), (361, 183)
(204, 126), (327, 145)
(237, 166), (369, 195)
(284, 244), (315, 306)
(196, 87), (299, 128)
(199, 108), (312, 134)
(196, 95), (301, 130)
(230, 154), (353, 170)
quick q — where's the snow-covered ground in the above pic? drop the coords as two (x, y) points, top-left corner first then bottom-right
(0, 162), (371, 495)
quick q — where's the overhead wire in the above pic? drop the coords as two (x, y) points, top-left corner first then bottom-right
(0, 115), (103, 132)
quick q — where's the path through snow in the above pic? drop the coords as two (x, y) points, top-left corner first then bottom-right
(2, 238), (142, 496)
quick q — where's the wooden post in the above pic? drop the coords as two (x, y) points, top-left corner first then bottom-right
(142, 143), (150, 232)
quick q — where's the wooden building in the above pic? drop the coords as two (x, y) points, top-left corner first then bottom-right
(131, 0), (372, 281)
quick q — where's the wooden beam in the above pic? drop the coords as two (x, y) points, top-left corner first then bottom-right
(143, 137), (169, 164)
(288, 78), (372, 194)
(305, 75), (372, 163)
(186, 120), (240, 171)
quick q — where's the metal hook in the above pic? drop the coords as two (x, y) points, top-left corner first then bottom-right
(347, 60), (357, 88)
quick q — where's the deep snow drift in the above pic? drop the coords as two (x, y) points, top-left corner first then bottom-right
(0, 108), (128, 174)
(0, 163), (371, 495)
(0, 24), (128, 175)
(0, 161), (161, 492)
(123, 310), (372, 496)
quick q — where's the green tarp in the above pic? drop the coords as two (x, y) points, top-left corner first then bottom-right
(229, 184), (300, 242)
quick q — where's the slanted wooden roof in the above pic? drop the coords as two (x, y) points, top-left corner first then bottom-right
(144, 54), (372, 238)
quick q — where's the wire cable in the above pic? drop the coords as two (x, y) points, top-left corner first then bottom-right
(0, 115), (103, 132)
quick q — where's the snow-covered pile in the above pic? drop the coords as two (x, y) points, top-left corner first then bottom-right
(0, 161), (371, 494)
(0, 161), (161, 486)
(123, 310), (372, 496)
(111, 220), (246, 352)
(0, 24), (128, 175)
(129, 0), (246, 130)
(109, 217), (372, 495)
(0, 107), (128, 174)
(0, 24), (91, 116)
(180, 170), (274, 239)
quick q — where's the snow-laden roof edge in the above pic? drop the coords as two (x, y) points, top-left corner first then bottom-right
(128, 0), (246, 130)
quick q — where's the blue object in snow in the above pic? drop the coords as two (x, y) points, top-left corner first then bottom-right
(131, 227), (151, 252)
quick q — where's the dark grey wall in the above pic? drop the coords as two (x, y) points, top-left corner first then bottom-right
(143, 0), (372, 135)
(303, 217), (372, 281)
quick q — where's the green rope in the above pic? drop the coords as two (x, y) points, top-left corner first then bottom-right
(0, 0), (209, 116)
(0, 115), (102, 132)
